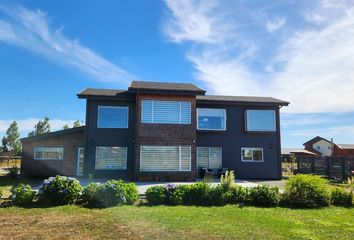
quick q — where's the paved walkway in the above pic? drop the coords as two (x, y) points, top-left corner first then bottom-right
(33, 178), (259, 195)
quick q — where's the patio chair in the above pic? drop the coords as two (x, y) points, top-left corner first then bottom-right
(200, 168), (213, 178)
(218, 167), (229, 178)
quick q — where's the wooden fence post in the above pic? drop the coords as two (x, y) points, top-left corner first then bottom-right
(311, 157), (315, 173)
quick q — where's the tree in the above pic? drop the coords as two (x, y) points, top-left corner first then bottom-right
(63, 124), (70, 129)
(28, 117), (50, 137)
(73, 120), (81, 128)
(2, 121), (21, 156)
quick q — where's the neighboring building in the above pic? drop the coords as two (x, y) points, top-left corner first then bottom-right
(303, 136), (333, 156)
(21, 81), (289, 180)
(281, 148), (318, 162)
(303, 136), (354, 158)
(332, 144), (354, 157)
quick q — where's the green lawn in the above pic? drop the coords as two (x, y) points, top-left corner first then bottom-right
(0, 205), (353, 239)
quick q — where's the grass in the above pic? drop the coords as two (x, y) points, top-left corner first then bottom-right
(0, 205), (353, 239)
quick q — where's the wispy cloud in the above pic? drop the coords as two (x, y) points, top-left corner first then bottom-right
(0, 4), (135, 84)
(162, 0), (354, 113)
(0, 118), (79, 138)
(266, 17), (286, 32)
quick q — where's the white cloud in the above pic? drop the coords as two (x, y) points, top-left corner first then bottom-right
(162, 0), (232, 43)
(163, 0), (354, 113)
(0, 118), (78, 138)
(0, 5), (135, 84)
(266, 17), (286, 32)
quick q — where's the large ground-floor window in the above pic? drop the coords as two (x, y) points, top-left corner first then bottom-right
(197, 147), (222, 170)
(95, 146), (127, 170)
(140, 145), (191, 172)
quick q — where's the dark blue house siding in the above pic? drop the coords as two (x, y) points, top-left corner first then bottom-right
(84, 98), (136, 179)
(196, 103), (282, 179)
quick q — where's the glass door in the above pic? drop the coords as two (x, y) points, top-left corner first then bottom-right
(77, 147), (84, 176)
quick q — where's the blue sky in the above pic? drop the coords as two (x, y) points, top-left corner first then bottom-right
(0, 0), (354, 147)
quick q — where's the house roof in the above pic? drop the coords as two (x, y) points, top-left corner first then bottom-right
(77, 88), (130, 99)
(281, 148), (318, 156)
(303, 136), (332, 146)
(336, 144), (354, 149)
(197, 95), (289, 106)
(20, 126), (85, 143)
(77, 81), (289, 106)
(128, 80), (206, 95)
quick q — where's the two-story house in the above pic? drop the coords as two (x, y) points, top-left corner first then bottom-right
(21, 81), (289, 180)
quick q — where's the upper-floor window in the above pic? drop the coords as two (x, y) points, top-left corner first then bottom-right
(197, 108), (226, 131)
(34, 147), (64, 160)
(141, 100), (191, 124)
(246, 110), (276, 132)
(97, 106), (129, 128)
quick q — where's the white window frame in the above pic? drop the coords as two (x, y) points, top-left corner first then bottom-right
(197, 108), (227, 131)
(97, 106), (129, 129)
(196, 147), (223, 169)
(245, 110), (276, 132)
(241, 147), (264, 162)
(140, 145), (191, 172)
(95, 146), (128, 170)
(141, 100), (191, 124)
(34, 147), (64, 160)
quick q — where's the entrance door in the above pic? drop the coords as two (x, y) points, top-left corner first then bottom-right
(77, 147), (84, 176)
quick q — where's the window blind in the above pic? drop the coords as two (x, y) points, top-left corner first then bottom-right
(140, 145), (191, 171)
(141, 100), (191, 124)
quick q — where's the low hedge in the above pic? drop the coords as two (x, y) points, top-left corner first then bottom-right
(248, 185), (280, 207)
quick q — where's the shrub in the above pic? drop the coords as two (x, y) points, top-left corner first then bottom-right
(248, 185), (280, 207)
(164, 184), (178, 204)
(184, 182), (210, 205)
(38, 176), (83, 205)
(0, 187), (2, 198)
(91, 180), (126, 207)
(282, 174), (330, 208)
(11, 184), (36, 206)
(208, 185), (227, 206)
(170, 185), (190, 205)
(6, 166), (20, 179)
(146, 186), (165, 205)
(122, 182), (139, 205)
(81, 182), (100, 206)
(331, 187), (353, 207)
(226, 185), (249, 204)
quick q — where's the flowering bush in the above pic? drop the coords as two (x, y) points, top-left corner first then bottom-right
(82, 180), (126, 208)
(38, 176), (83, 205)
(164, 184), (178, 204)
(81, 182), (100, 206)
(11, 184), (36, 206)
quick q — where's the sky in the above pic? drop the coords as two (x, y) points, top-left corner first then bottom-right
(0, 0), (354, 148)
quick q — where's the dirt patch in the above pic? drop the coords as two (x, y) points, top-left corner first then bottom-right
(0, 210), (140, 240)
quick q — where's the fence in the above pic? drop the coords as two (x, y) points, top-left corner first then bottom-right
(297, 156), (354, 180)
(0, 156), (21, 168)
